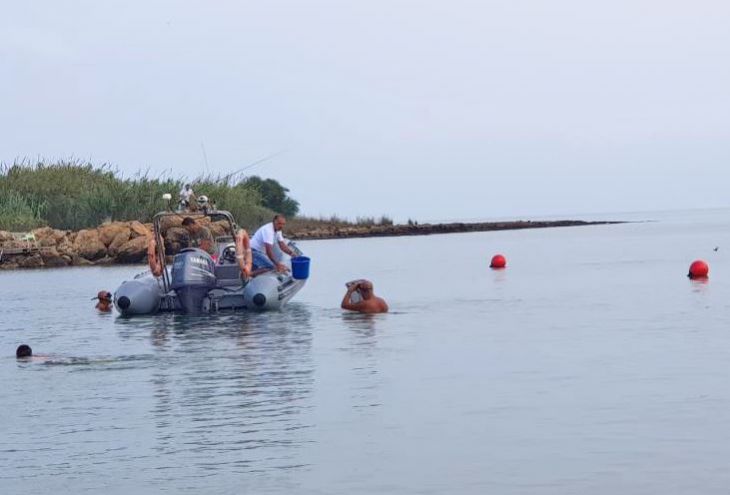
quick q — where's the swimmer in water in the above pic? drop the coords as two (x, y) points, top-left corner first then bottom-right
(16, 344), (32, 358)
(15, 344), (51, 363)
(341, 279), (389, 314)
(15, 344), (123, 365)
(92, 290), (113, 312)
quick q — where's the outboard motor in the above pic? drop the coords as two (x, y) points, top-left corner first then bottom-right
(171, 248), (216, 314)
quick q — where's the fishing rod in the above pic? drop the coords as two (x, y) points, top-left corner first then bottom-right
(220, 149), (289, 183)
(201, 142), (210, 174)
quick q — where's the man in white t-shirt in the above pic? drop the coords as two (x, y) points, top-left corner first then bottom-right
(250, 214), (296, 274)
(179, 184), (194, 210)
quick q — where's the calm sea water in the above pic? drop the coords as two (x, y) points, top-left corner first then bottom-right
(3, 209), (730, 494)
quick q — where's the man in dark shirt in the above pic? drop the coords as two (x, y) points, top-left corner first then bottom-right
(182, 217), (215, 255)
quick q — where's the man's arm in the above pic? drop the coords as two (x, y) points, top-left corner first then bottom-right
(278, 240), (295, 257)
(200, 239), (213, 254)
(341, 285), (365, 311)
(199, 228), (215, 253)
(265, 243), (288, 272)
(264, 243), (276, 262)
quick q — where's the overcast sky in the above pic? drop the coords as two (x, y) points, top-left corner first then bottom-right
(2, 1), (729, 221)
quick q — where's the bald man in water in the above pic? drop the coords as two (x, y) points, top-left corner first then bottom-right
(341, 280), (389, 314)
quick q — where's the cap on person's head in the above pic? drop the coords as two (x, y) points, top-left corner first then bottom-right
(182, 217), (196, 226)
(16, 344), (32, 358)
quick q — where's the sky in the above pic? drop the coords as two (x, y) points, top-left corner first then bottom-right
(2, 0), (730, 222)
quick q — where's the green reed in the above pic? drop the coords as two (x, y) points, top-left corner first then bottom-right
(0, 160), (276, 231)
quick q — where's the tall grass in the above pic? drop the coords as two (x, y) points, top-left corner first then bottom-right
(0, 159), (397, 233)
(0, 190), (46, 231)
(0, 160), (276, 231)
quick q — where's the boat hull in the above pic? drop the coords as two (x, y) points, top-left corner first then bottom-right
(114, 270), (306, 316)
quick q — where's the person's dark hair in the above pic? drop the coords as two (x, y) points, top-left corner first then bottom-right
(182, 217), (196, 226)
(16, 344), (32, 358)
(273, 214), (285, 222)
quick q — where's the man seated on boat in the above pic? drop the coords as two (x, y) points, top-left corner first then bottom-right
(182, 217), (215, 255)
(341, 279), (389, 313)
(250, 214), (296, 274)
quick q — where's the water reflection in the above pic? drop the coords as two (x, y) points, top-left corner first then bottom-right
(340, 312), (385, 412)
(117, 305), (315, 478)
(341, 312), (378, 342)
(689, 277), (709, 294)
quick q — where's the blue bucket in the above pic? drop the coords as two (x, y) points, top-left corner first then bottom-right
(291, 256), (311, 280)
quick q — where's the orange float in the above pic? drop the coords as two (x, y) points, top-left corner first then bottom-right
(147, 236), (163, 277)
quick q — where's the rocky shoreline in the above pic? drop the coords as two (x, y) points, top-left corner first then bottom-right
(0, 216), (230, 271)
(0, 218), (620, 270)
(288, 219), (621, 240)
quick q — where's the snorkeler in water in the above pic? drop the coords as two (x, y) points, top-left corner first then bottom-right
(92, 291), (113, 312)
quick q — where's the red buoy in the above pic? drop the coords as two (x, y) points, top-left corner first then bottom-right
(490, 254), (507, 269)
(688, 260), (709, 279)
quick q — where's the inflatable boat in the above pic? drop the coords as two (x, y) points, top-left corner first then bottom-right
(113, 209), (309, 316)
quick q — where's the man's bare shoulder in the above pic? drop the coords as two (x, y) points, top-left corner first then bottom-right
(360, 298), (388, 314)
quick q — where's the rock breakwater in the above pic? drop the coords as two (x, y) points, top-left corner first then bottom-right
(0, 216), (231, 270)
(287, 219), (621, 241)
(0, 218), (621, 270)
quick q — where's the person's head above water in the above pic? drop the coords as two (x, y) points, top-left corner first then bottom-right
(342, 279), (388, 313)
(16, 344), (32, 358)
(273, 214), (286, 232)
(93, 290), (112, 302)
(357, 280), (374, 299)
(93, 290), (113, 312)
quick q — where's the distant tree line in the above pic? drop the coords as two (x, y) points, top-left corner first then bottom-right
(240, 175), (299, 218)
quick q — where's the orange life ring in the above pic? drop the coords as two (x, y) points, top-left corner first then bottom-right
(147, 236), (163, 278)
(235, 229), (252, 279)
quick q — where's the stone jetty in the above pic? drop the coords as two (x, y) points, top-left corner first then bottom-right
(0, 218), (620, 270)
